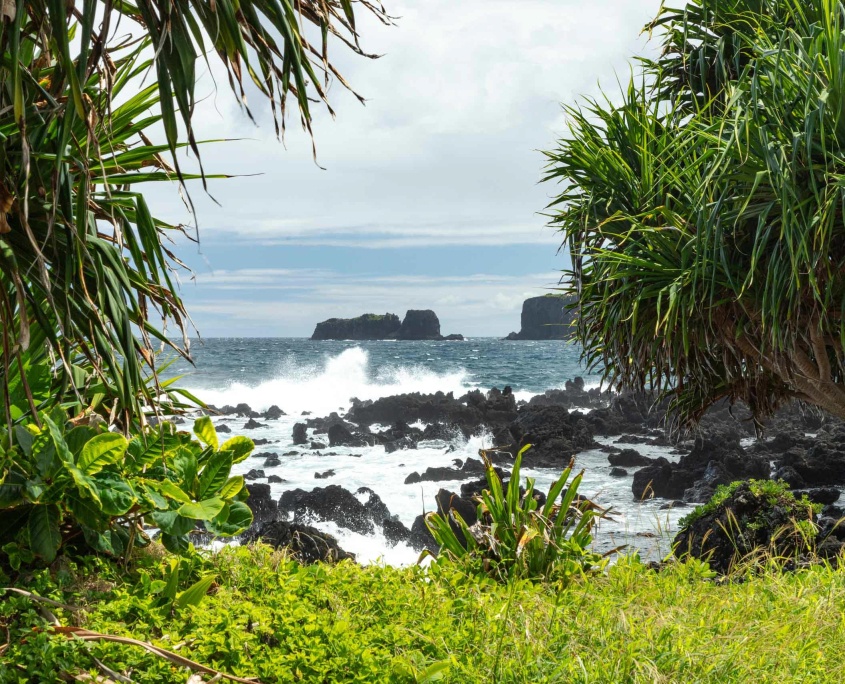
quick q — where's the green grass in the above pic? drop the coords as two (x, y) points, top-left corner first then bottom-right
(3, 545), (845, 682)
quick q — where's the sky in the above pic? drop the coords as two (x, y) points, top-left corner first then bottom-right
(150, 0), (663, 337)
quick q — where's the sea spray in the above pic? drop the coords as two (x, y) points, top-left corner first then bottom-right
(186, 347), (472, 416)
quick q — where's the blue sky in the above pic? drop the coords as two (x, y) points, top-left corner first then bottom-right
(149, 0), (663, 337)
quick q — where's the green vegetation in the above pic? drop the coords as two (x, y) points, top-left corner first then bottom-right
(679, 479), (820, 531)
(3, 545), (845, 683)
(425, 446), (604, 583)
(0, 415), (255, 564)
(545, 0), (845, 425)
(0, 0), (388, 427)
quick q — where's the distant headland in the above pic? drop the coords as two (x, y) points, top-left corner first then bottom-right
(311, 309), (464, 341)
(505, 294), (575, 340)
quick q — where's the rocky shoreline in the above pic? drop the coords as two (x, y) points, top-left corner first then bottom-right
(206, 382), (845, 564)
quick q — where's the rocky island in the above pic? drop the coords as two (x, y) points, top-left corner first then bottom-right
(505, 294), (576, 340)
(311, 309), (464, 341)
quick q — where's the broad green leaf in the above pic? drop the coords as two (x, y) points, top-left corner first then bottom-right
(205, 501), (253, 537)
(28, 504), (61, 563)
(193, 416), (218, 450)
(95, 475), (137, 516)
(67, 492), (107, 531)
(197, 453), (233, 500)
(161, 533), (191, 555)
(177, 497), (225, 521)
(220, 436), (254, 464)
(175, 574), (216, 609)
(150, 480), (192, 504)
(137, 482), (169, 510)
(65, 426), (97, 457)
(149, 510), (196, 536)
(218, 475), (244, 500)
(14, 425), (35, 457)
(172, 447), (198, 492)
(42, 415), (74, 466)
(78, 433), (128, 475)
(81, 526), (126, 557)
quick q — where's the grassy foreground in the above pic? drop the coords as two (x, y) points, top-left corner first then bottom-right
(3, 545), (845, 683)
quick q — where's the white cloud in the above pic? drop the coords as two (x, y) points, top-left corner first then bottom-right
(146, 0), (663, 249)
(139, 1), (662, 336)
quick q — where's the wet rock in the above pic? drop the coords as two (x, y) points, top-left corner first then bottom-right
(264, 455), (281, 468)
(243, 520), (355, 564)
(659, 501), (687, 510)
(404, 458), (488, 485)
(314, 469), (335, 479)
(310, 441), (328, 450)
(608, 449), (653, 467)
(773, 463), (807, 488)
(794, 487), (841, 506)
(409, 514), (438, 552)
(632, 436), (768, 502)
(615, 434), (667, 446)
(245, 483), (277, 526)
(245, 469), (266, 481)
(268, 475), (285, 484)
(278, 485), (401, 538)
(505, 405), (595, 468)
(264, 405), (286, 420)
(283, 450), (299, 456)
(382, 518), (412, 545)
(217, 424), (232, 434)
(253, 438), (271, 446)
(292, 423), (308, 445)
(235, 403), (253, 417)
(348, 391), (484, 432)
(243, 418), (268, 430)
(385, 436), (417, 453)
(609, 467), (628, 477)
(327, 423), (375, 448)
(775, 438), (845, 486)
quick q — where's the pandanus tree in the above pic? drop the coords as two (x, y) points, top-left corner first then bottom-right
(545, 0), (845, 426)
(0, 0), (389, 431)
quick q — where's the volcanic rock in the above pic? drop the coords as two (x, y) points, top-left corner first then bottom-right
(311, 313), (401, 341)
(277, 485), (401, 538)
(243, 520), (354, 564)
(264, 405), (286, 420)
(504, 295), (575, 340)
(608, 449), (654, 467)
(245, 483), (277, 526)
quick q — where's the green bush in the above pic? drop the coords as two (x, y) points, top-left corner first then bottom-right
(0, 414), (255, 566)
(425, 446), (605, 583)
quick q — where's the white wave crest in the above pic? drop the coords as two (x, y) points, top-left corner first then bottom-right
(185, 347), (473, 415)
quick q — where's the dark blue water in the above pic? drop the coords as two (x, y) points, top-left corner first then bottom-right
(170, 338), (601, 409)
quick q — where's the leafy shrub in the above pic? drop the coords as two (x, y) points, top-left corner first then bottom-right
(0, 413), (254, 566)
(425, 446), (605, 583)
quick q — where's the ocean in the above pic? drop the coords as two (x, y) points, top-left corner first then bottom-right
(170, 338), (687, 564)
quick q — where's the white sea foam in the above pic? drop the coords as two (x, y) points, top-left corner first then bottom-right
(187, 347), (475, 416)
